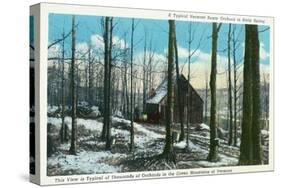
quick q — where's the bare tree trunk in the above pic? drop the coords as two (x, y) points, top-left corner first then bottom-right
(227, 24), (233, 146)
(251, 25), (262, 165)
(130, 18), (135, 152)
(88, 42), (93, 106)
(147, 40), (154, 93)
(125, 63), (129, 119)
(232, 26), (238, 147)
(239, 25), (262, 165)
(101, 17), (113, 150)
(101, 17), (110, 144)
(105, 17), (113, 150)
(207, 23), (221, 162)
(69, 15), (78, 155)
(142, 33), (147, 113)
(239, 25), (253, 164)
(162, 20), (175, 162)
(60, 30), (68, 143)
(122, 69), (126, 117)
(186, 24), (192, 148)
(114, 74), (120, 113)
(174, 32), (185, 142)
(76, 67), (80, 110)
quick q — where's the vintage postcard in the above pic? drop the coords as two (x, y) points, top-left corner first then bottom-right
(30, 3), (274, 185)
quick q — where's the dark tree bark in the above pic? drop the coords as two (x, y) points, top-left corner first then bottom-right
(88, 42), (93, 106)
(251, 25), (262, 165)
(101, 17), (110, 143)
(101, 17), (113, 150)
(232, 26), (238, 147)
(142, 33), (147, 113)
(239, 24), (262, 165)
(186, 27), (192, 146)
(173, 32), (185, 142)
(207, 22), (221, 162)
(59, 30), (68, 143)
(105, 17), (113, 150)
(239, 25), (253, 164)
(162, 20), (175, 162)
(130, 19), (135, 152)
(122, 64), (127, 117)
(69, 15), (78, 155)
(125, 61), (130, 119)
(227, 24), (233, 146)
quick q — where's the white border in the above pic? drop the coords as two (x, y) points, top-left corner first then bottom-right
(35, 2), (274, 185)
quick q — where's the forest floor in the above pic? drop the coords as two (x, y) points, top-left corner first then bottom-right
(47, 112), (269, 176)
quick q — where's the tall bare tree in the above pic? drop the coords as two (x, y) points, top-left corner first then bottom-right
(87, 41), (94, 106)
(184, 23), (205, 147)
(207, 22), (222, 162)
(162, 20), (176, 162)
(130, 18), (135, 152)
(173, 27), (185, 142)
(239, 24), (262, 165)
(232, 26), (238, 147)
(227, 24), (233, 146)
(101, 17), (113, 150)
(69, 15), (78, 155)
(142, 31), (147, 113)
(59, 30), (68, 143)
(106, 17), (113, 149)
(251, 24), (262, 165)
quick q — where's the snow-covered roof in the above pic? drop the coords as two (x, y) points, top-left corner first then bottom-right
(146, 78), (168, 104)
(146, 74), (204, 105)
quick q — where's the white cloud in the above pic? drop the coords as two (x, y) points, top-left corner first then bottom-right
(177, 46), (189, 58)
(179, 48), (230, 89)
(76, 42), (89, 54)
(90, 34), (128, 51)
(90, 34), (104, 49)
(47, 34), (129, 62)
(112, 36), (127, 49)
(48, 44), (61, 58)
(135, 50), (166, 64)
(157, 45), (231, 89)
(260, 42), (269, 60)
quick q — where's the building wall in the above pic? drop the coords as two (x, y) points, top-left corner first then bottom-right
(146, 76), (203, 125)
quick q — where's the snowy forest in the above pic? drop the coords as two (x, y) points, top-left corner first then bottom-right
(43, 13), (270, 175)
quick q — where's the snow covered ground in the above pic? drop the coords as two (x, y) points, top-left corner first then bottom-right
(47, 115), (253, 175)
(48, 149), (126, 174)
(175, 140), (238, 168)
(47, 116), (165, 175)
(47, 106), (59, 114)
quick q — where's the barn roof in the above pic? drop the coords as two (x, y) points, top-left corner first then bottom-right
(146, 77), (168, 104)
(146, 74), (203, 104)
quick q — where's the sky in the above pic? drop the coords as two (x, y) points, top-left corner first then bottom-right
(30, 16), (34, 46)
(48, 13), (270, 89)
